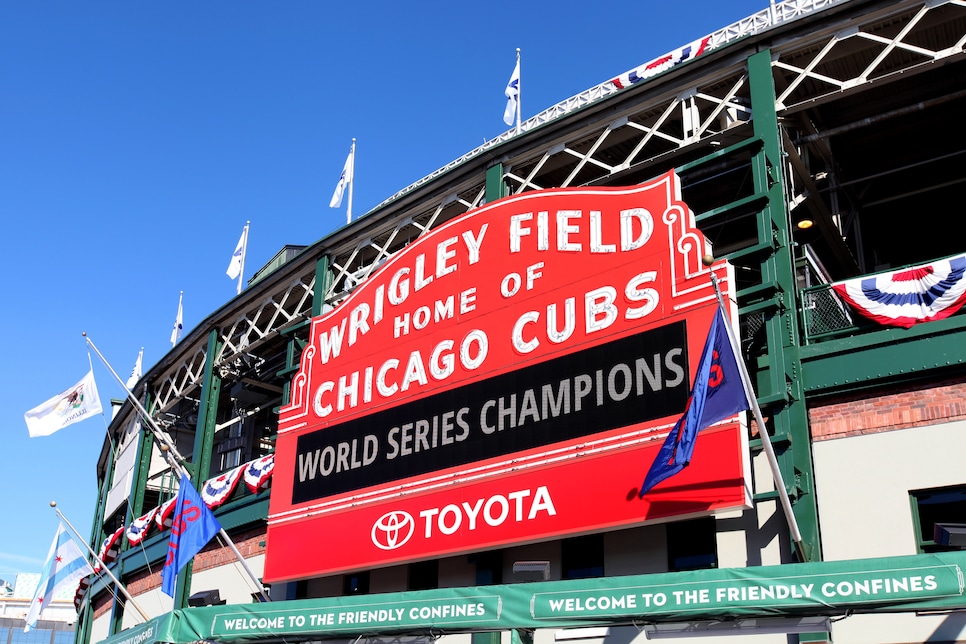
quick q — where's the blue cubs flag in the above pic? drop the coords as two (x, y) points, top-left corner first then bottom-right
(640, 307), (750, 496)
(161, 474), (221, 597)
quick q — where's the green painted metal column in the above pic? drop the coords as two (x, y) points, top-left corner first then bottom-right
(170, 328), (224, 608)
(129, 395), (158, 526)
(746, 49), (821, 562)
(76, 456), (116, 644)
(312, 255), (330, 318)
(486, 163), (508, 203)
(108, 404), (158, 635)
(192, 329), (224, 485)
(107, 396), (162, 633)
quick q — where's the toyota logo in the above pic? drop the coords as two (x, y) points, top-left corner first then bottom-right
(371, 510), (415, 550)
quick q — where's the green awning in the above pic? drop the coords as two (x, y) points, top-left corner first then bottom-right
(97, 614), (176, 644)
(103, 551), (966, 644)
(176, 552), (966, 642)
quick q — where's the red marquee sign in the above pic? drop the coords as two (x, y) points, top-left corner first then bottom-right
(265, 171), (751, 582)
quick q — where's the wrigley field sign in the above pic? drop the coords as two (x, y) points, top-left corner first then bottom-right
(267, 171), (753, 581)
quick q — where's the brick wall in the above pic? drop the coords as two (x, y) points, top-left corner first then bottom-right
(808, 377), (966, 441)
(117, 526), (267, 597)
(92, 589), (113, 619)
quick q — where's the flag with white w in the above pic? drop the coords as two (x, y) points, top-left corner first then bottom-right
(24, 523), (95, 631)
(126, 348), (144, 390)
(329, 144), (354, 209)
(171, 291), (184, 346)
(226, 225), (248, 280)
(503, 52), (521, 127)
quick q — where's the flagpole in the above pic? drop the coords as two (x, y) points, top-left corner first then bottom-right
(85, 334), (189, 466)
(704, 258), (808, 562)
(51, 503), (151, 622)
(515, 48), (522, 135)
(347, 139), (355, 225)
(237, 221), (250, 296)
(83, 334), (272, 602)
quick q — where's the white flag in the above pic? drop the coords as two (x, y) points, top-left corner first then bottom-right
(126, 348), (143, 390)
(25, 523), (95, 631)
(227, 227), (246, 280)
(503, 56), (521, 126)
(24, 370), (104, 438)
(329, 146), (354, 209)
(171, 292), (184, 346)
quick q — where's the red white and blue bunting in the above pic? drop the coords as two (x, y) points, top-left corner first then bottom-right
(94, 526), (124, 573)
(612, 37), (712, 90)
(244, 453), (275, 493)
(75, 453), (275, 609)
(201, 463), (245, 509)
(832, 254), (966, 329)
(155, 496), (177, 531)
(126, 506), (159, 546)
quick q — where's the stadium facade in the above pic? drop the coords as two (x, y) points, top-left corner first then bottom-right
(75, 1), (966, 643)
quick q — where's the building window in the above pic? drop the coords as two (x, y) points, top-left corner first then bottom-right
(294, 579), (309, 599)
(408, 560), (439, 590)
(911, 485), (966, 552)
(220, 447), (242, 471)
(343, 571), (370, 595)
(562, 534), (604, 579)
(471, 550), (503, 585)
(667, 517), (717, 571)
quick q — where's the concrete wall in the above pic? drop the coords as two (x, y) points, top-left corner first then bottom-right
(813, 419), (966, 643)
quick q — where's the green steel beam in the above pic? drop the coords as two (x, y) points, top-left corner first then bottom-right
(92, 426), (122, 635)
(109, 594), (126, 637)
(485, 163), (507, 203)
(193, 329), (222, 485)
(801, 314), (966, 393)
(747, 49), (820, 561)
(77, 458), (115, 644)
(312, 255), (330, 318)
(107, 403), (158, 636)
(170, 328), (224, 609)
(129, 394), (157, 525)
(676, 136), (762, 173)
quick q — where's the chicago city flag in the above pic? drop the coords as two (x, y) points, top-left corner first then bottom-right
(161, 474), (221, 597)
(24, 370), (103, 438)
(640, 307), (750, 496)
(25, 523), (95, 631)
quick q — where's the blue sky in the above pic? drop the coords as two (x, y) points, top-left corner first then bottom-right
(0, 0), (770, 577)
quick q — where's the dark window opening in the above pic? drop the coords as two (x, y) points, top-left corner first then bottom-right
(294, 579), (309, 599)
(408, 559), (439, 590)
(667, 517), (717, 571)
(912, 485), (966, 553)
(343, 571), (370, 595)
(469, 550), (503, 585)
(562, 534), (604, 579)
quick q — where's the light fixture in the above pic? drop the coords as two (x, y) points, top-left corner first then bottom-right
(642, 616), (830, 639)
(935, 523), (966, 548)
(188, 589), (225, 607)
(796, 218), (814, 230)
(555, 627), (611, 641)
(512, 560), (551, 582)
